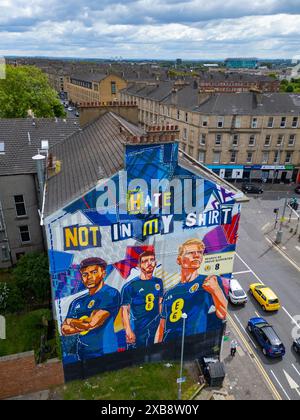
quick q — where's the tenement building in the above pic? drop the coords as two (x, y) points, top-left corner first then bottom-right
(120, 83), (300, 183)
(64, 72), (127, 105)
(0, 117), (79, 268)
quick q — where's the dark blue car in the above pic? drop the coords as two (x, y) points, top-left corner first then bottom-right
(248, 317), (285, 358)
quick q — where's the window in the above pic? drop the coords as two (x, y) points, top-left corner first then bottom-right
(280, 117), (286, 128)
(183, 128), (188, 141)
(235, 117), (241, 128)
(232, 134), (239, 146)
(267, 117), (274, 128)
(230, 151), (237, 163)
(202, 117), (208, 127)
(217, 117), (224, 128)
(1, 245), (10, 262)
(111, 81), (116, 95)
(14, 195), (26, 217)
(264, 135), (272, 147)
(274, 151), (280, 164)
(277, 135), (284, 147)
(262, 152), (269, 164)
(215, 134), (222, 146)
(198, 151), (206, 163)
(292, 117), (298, 128)
(199, 134), (206, 146)
(19, 226), (30, 243)
(94, 83), (99, 92)
(188, 146), (194, 156)
(285, 152), (293, 164)
(288, 134), (296, 146)
(251, 117), (258, 129)
(213, 152), (221, 164)
(246, 153), (253, 164)
(249, 135), (256, 146)
(0, 142), (5, 154)
(185, 113), (188, 123)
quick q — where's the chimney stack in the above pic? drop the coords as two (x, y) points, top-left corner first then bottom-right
(126, 125), (180, 145)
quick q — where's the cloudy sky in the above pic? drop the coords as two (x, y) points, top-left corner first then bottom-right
(0, 0), (299, 59)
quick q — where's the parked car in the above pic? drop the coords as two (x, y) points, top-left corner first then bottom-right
(75, 111), (79, 117)
(249, 283), (281, 312)
(295, 185), (300, 195)
(228, 279), (248, 305)
(293, 338), (300, 354)
(242, 184), (264, 194)
(248, 317), (286, 358)
(67, 106), (73, 112)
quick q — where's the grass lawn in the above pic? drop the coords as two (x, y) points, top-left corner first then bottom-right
(57, 362), (198, 400)
(0, 309), (51, 358)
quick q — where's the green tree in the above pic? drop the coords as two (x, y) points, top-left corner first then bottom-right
(0, 282), (24, 314)
(286, 85), (294, 92)
(0, 65), (66, 118)
(13, 253), (51, 306)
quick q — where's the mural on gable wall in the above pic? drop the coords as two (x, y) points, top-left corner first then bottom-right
(46, 142), (241, 368)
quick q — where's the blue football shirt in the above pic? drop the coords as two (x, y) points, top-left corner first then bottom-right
(161, 275), (224, 342)
(66, 284), (120, 359)
(121, 276), (164, 340)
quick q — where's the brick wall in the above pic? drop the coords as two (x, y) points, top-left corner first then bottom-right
(0, 351), (64, 400)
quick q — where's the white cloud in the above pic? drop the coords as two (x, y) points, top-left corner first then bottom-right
(0, 0), (299, 58)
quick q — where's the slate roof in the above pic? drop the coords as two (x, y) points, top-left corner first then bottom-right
(44, 111), (246, 219)
(70, 73), (108, 83)
(198, 71), (278, 83)
(195, 93), (300, 115)
(0, 118), (80, 176)
(123, 82), (300, 115)
(44, 112), (145, 218)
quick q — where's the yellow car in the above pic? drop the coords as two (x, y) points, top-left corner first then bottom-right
(249, 283), (281, 312)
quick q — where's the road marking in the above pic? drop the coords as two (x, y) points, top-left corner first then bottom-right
(296, 246), (300, 252)
(255, 311), (260, 318)
(233, 314), (257, 349)
(292, 364), (300, 378)
(283, 370), (300, 397)
(262, 223), (271, 231)
(228, 314), (282, 401)
(236, 253), (264, 284)
(232, 270), (252, 275)
(282, 307), (300, 328)
(270, 370), (291, 401)
(265, 237), (300, 273)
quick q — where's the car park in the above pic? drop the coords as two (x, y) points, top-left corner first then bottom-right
(228, 279), (248, 305)
(242, 184), (264, 194)
(248, 317), (286, 358)
(249, 283), (280, 312)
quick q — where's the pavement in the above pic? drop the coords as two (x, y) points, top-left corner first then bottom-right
(220, 319), (276, 400)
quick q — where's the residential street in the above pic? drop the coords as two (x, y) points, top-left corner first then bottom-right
(230, 191), (300, 400)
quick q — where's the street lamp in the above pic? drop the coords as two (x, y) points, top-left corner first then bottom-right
(178, 312), (188, 401)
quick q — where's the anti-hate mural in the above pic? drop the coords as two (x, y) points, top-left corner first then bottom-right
(46, 143), (241, 367)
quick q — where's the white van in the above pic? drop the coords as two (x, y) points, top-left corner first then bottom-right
(229, 279), (248, 305)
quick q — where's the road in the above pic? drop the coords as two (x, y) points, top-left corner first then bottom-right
(230, 192), (300, 400)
